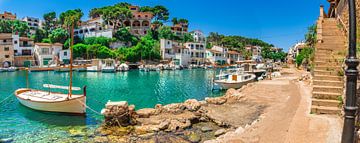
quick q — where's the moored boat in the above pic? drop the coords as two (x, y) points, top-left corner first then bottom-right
(14, 85), (86, 114)
(213, 68), (256, 90)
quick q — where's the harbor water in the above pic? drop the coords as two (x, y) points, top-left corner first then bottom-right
(0, 69), (223, 142)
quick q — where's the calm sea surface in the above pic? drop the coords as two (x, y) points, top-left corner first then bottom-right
(0, 69), (223, 142)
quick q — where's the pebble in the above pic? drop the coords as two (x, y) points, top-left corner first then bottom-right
(201, 126), (213, 132)
(214, 129), (226, 137)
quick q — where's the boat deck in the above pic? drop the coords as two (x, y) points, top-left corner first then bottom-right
(17, 90), (83, 102)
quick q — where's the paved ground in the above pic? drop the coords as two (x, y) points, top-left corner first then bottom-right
(215, 67), (342, 143)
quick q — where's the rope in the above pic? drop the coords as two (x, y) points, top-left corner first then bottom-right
(0, 94), (13, 105)
(76, 99), (102, 115)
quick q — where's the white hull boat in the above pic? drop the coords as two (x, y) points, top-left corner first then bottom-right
(87, 66), (99, 72)
(102, 67), (116, 73)
(214, 68), (256, 90)
(14, 86), (87, 114)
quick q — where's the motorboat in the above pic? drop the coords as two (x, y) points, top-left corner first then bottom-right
(213, 68), (256, 90)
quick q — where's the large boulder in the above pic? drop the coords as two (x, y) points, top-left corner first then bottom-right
(101, 101), (135, 127)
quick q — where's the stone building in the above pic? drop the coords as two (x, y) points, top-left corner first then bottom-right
(13, 34), (36, 67)
(0, 33), (14, 67)
(22, 16), (42, 34)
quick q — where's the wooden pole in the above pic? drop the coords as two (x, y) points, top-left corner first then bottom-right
(69, 22), (74, 98)
(26, 68), (29, 88)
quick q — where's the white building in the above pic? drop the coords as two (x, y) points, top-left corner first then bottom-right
(245, 45), (262, 61)
(34, 43), (63, 67)
(160, 39), (191, 66)
(59, 49), (70, 64)
(185, 42), (206, 65)
(75, 18), (113, 39)
(22, 16), (42, 34)
(191, 30), (206, 43)
(12, 34), (35, 56)
(206, 49), (227, 64)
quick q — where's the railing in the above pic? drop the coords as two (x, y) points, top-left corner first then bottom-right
(336, 0), (349, 33)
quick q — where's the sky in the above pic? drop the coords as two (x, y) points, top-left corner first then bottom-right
(0, 0), (329, 51)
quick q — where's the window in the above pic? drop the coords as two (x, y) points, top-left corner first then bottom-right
(5, 55), (9, 58)
(64, 51), (68, 56)
(14, 50), (17, 53)
(167, 41), (170, 45)
(41, 48), (50, 55)
(14, 40), (17, 44)
(4, 47), (9, 51)
(22, 49), (31, 55)
(3, 40), (6, 42)
(145, 15), (148, 18)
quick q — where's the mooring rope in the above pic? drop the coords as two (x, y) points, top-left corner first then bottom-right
(76, 99), (102, 115)
(0, 94), (13, 105)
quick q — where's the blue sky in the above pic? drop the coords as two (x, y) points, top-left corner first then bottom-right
(0, 0), (328, 51)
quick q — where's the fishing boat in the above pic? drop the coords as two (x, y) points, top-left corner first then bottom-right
(213, 68), (256, 90)
(14, 85), (86, 114)
(14, 23), (87, 115)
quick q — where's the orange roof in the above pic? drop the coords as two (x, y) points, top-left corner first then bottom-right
(208, 49), (221, 54)
(20, 37), (33, 41)
(227, 51), (240, 55)
(0, 33), (12, 40)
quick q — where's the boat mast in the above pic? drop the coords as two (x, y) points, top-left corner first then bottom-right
(69, 22), (74, 98)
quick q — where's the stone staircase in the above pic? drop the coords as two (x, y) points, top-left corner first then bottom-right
(311, 18), (346, 115)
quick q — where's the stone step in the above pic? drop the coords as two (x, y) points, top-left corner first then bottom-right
(314, 66), (342, 71)
(313, 91), (342, 100)
(311, 105), (341, 115)
(322, 31), (344, 36)
(314, 61), (342, 65)
(313, 85), (343, 94)
(313, 75), (343, 81)
(314, 58), (344, 63)
(313, 80), (343, 87)
(313, 70), (340, 76)
(312, 99), (341, 107)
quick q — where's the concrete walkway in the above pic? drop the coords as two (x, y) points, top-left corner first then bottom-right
(212, 68), (342, 143)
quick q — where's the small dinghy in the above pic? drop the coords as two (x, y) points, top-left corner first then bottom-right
(14, 84), (86, 114)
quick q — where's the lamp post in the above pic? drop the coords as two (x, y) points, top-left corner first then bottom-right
(341, 0), (359, 142)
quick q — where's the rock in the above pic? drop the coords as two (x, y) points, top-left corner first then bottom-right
(158, 120), (170, 130)
(187, 132), (201, 143)
(168, 119), (192, 131)
(106, 101), (128, 108)
(0, 138), (13, 143)
(155, 104), (162, 109)
(129, 105), (136, 112)
(235, 127), (244, 134)
(163, 103), (185, 114)
(224, 88), (237, 97)
(199, 101), (207, 105)
(137, 108), (156, 118)
(94, 136), (109, 143)
(68, 128), (86, 137)
(102, 101), (134, 127)
(184, 99), (201, 111)
(138, 133), (155, 139)
(134, 125), (159, 135)
(201, 126), (213, 132)
(214, 129), (226, 137)
(205, 97), (227, 105)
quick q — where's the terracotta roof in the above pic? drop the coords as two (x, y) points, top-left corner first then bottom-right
(207, 49), (221, 54)
(53, 43), (63, 46)
(0, 33), (12, 40)
(35, 43), (52, 46)
(227, 51), (240, 55)
(20, 37), (33, 41)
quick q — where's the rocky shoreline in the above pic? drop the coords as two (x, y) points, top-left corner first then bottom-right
(96, 83), (266, 143)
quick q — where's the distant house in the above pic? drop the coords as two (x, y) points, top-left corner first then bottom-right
(245, 45), (263, 61)
(22, 16), (42, 34)
(0, 11), (16, 20)
(59, 49), (70, 64)
(76, 5), (154, 39)
(34, 43), (63, 67)
(190, 30), (206, 43)
(171, 22), (188, 36)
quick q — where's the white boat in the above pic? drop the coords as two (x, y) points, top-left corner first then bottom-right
(118, 63), (129, 72)
(213, 68), (256, 90)
(14, 85), (86, 114)
(5, 67), (17, 72)
(0, 68), (5, 72)
(87, 66), (99, 72)
(101, 59), (116, 73)
(14, 24), (87, 115)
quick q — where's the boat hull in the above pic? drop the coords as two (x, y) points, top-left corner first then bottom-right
(14, 89), (86, 114)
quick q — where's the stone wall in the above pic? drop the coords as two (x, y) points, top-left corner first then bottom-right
(335, 0), (360, 42)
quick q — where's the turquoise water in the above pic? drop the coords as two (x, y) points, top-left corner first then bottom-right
(0, 69), (222, 142)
